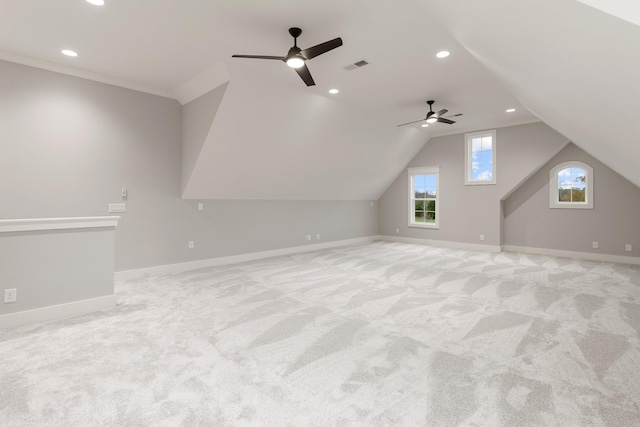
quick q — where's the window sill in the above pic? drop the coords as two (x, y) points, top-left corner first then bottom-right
(465, 181), (496, 186)
(550, 204), (593, 210)
(409, 223), (439, 229)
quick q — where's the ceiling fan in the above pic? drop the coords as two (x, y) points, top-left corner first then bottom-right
(397, 100), (456, 127)
(232, 27), (343, 87)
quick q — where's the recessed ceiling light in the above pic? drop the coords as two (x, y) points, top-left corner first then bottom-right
(436, 50), (450, 59)
(506, 108), (516, 113)
(86, 0), (105, 5)
(329, 89), (339, 94)
(421, 123), (429, 128)
(61, 49), (78, 57)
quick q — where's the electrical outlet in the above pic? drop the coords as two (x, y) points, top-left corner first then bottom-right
(198, 203), (204, 211)
(626, 244), (633, 252)
(108, 203), (126, 213)
(304, 235), (311, 241)
(480, 235), (485, 241)
(188, 241), (194, 249)
(4, 288), (17, 304)
(316, 234), (320, 240)
(592, 241), (599, 249)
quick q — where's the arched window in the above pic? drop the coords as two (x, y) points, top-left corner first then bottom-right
(549, 161), (593, 209)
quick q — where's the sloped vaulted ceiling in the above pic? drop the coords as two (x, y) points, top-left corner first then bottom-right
(420, 0), (640, 189)
(0, 0), (537, 201)
(4, 1), (637, 199)
(172, 0), (538, 200)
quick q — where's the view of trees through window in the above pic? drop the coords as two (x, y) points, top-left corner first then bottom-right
(558, 167), (586, 202)
(413, 174), (437, 223)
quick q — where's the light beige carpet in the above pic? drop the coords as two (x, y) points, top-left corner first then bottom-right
(1, 241), (640, 426)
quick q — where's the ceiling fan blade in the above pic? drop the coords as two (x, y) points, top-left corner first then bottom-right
(437, 117), (456, 124)
(300, 37), (343, 60)
(231, 54), (286, 61)
(435, 109), (448, 117)
(295, 63), (315, 86)
(396, 119), (426, 127)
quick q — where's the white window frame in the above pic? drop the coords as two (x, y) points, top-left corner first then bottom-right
(465, 129), (497, 185)
(550, 161), (594, 209)
(408, 166), (440, 229)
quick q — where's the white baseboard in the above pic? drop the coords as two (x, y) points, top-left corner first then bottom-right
(378, 235), (502, 253)
(0, 294), (116, 329)
(115, 236), (379, 281)
(502, 245), (640, 265)
(114, 236), (640, 283)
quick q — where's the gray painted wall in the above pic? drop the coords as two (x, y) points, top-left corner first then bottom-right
(378, 122), (568, 246)
(0, 60), (377, 272)
(0, 227), (115, 315)
(503, 143), (640, 256)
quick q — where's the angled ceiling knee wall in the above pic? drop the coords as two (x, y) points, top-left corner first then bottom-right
(178, 61), (231, 197)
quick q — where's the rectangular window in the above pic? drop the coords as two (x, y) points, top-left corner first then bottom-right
(408, 166), (439, 229)
(465, 129), (496, 185)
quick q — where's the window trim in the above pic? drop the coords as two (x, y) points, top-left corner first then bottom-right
(465, 129), (497, 185)
(549, 161), (594, 209)
(408, 166), (440, 229)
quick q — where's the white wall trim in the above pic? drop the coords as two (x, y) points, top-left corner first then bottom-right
(0, 294), (116, 329)
(115, 236), (379, 280)
(378, 235), (502, 253)
(0, 52), (175, 99)
(0, 216), (120, 233)
(502, 245), (640, 265)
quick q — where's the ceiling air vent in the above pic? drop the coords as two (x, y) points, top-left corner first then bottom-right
(344, 60), (369, 71)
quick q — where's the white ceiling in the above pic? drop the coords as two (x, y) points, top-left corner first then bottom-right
(1, 0), (637, 199)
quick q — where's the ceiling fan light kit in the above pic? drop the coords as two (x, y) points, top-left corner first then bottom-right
(232, 27), (343, 86)
(286, 57), (304, 68)
(396, 100), (456, 127)
(233, 29), (456, 128)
